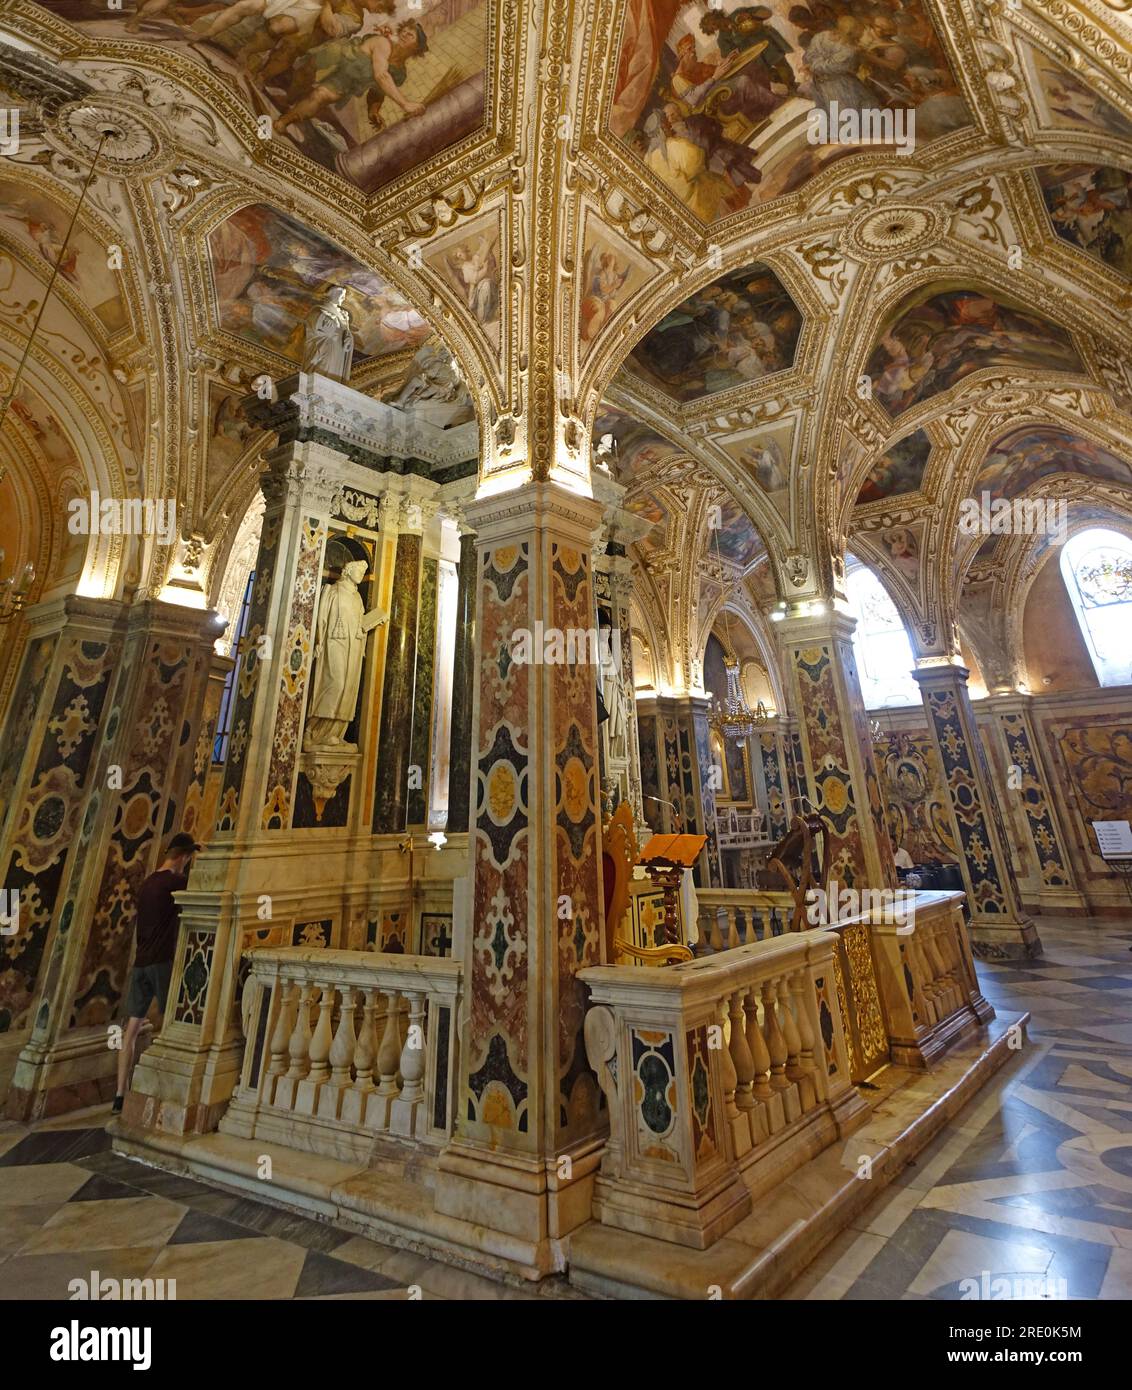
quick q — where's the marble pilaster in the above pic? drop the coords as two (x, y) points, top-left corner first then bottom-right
(435, 482), (606, 1270)
(913, 664), (1042, 960)
(632, 694), (719, 885)
(4, 598), (217, 1118)
(372, 500), (427, 834)
(446, 527), (477, 835)
(983, 694), (1087, 916)
(776, 610), (897, 892)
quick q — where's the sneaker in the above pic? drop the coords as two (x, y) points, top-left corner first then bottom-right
(111, 1095), (124, 1114)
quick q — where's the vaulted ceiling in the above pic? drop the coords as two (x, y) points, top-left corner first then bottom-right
(1, 0), (1130, 688)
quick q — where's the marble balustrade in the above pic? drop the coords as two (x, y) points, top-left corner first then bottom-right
(580, 928), (866, 1250)
(695, 889), (795, 950)
(221, 947), (460, 1163)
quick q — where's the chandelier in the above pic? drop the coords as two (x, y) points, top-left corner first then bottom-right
(710, 652), (768, 742)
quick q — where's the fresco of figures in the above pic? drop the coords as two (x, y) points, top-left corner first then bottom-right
(0, 177), (129, 334)
(973, 428), (1132, 502)
(611, 0), (971, 223)
(1037, 165), (1132, 279)
(1027, 47), (1132, 141)
(855, 429), (931, 504)
(207, 203), (431, 362)
(37, 0), (487, 192)
(866, 290), (1083, 416)
(624, 262), (801, 401)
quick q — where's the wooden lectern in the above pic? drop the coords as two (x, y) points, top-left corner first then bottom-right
(639, 833), (707, 947)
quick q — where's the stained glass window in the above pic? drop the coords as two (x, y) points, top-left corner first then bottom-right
(845, 563), (920, 709)
(1060, 528), (1132, 687)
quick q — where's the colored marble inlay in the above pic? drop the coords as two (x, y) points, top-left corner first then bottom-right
(550, 543), (602, 1137)
(759, 733), (788, 841)
(263, 517), (323, 831)
(69, 636), (197, 1028)
(217, 509), (281, 831)
(174, 929), (214, 1026)
(373, 531), (422, 834)
(0, 637), (118, 1034)
(925, 687), (1010, 916)
(630, 1028), (679, 1163)
(467, 541), (530, 1130)
(791, 643), (867, 889)
(407, 556), (438, 826)
(999, 712), (1070, 888)
(685, 1024), (718, 1166)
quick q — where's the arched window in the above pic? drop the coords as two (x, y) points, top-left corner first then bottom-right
(1060, 527), (1132, 687)
(845, 563), (920, 709)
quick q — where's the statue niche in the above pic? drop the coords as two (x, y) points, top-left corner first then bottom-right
(304, 556), (388, 753)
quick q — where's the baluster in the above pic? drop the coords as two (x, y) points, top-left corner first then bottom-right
(328, 987), (358, 1089)
(762, 978), (789, 1090)
(746, 988), (773, 1103)
(268, 980), (297, 1077)
(398, 991), (428, 1104)
(353, 989), (379, 1093)
(778, 976), (804, 1081)
(727, 908), (740, 950)
(308, 984), (335, 1083)
(390, 990), (428, 1138)
(717, 999), (739, 1121)
(376, 991), (402, 1096)
(708, 909), (725, 953)
(729, 989), (756, 1134)
(286, 982), (316, 1079)
(789, 970), (818, 1110)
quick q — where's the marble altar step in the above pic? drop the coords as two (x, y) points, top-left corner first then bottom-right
(565, 1010), (1028, 1299)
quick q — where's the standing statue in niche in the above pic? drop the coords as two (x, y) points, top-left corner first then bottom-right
(301, 287), (354, 383)
(600, 625), (627, 761)
(304, 559), (388, 752)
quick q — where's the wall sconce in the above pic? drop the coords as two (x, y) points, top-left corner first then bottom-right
(428, 831), (447, 852)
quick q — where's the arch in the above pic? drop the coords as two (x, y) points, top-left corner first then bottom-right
(844, 557), (920, 710)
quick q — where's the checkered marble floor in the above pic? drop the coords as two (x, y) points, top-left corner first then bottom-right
(2, 916), (1129, 1300)
(784, 916), (1132, 1300)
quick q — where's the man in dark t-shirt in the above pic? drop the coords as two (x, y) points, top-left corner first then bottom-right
(113, 832), (200, 1114)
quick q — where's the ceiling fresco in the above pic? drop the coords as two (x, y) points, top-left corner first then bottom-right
(610, 0), (971, 224)
(622, 261), (801, 401)
(35, 0), (488, 193)
(1025, 45), (1132, 141)
(865, 289), (1084, 417)
(855, 428), (931, 505)
(973, 427), (1132, 502)
(0, 176), (128, 335)
(1036, 165), (1132, 281)
(206, 202), (432, 362)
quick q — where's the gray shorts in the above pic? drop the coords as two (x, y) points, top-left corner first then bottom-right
(124, 961), (173, 1020)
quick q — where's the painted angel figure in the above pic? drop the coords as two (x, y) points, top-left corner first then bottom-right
(580, 247), (631, 343)
(445, 237), (499, 325)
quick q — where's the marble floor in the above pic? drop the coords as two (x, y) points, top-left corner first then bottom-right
(783, 916), (1132, 1300)
(1, 915), (1129, 1301)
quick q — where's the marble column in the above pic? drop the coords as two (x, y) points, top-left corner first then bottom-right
(446, 526), (477, 835)
(776, 610), (897, 891)
(407, 512), (443, 828)
(373, 500), (426, 834)
(983, 694), (1087, 916)
(754, 720), (791, 842)
(3, 597), (217, 1118)
(632, 694), (719, 884)
(435, 482), (606, 1272)
(914, 664), (1042, 959)
(593, 553), (645, 830)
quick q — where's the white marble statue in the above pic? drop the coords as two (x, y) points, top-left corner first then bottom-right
(600, 626), (626, 761)
(301, 287), (354, 382)
(304, 559), (388, 752)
